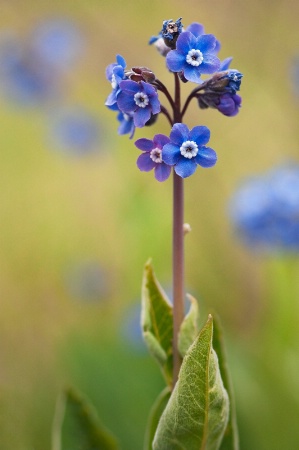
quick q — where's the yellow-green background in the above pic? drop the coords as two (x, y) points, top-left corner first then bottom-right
(1, 0), (299, 449)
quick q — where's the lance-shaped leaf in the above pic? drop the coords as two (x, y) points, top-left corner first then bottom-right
(213, 314), (239, 450)
(178, 294), (200, 357)
(52, 387), (119, 450)
(141, 260), (173, 386)
(153, 315), (229, 450)
(143, 387), (171, 450)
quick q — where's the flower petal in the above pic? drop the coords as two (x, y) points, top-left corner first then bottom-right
(189, 126), (210, 146)
(133, 106), (151, 127)
(176, 31), (197, 54)
(220, 56), (233, 70)
(155, 163), (172, 182)
(162, 143), (181, 165)
(105, 89), (117, 106)
(117, 91), (136, 113)
(137, 153), (155, 171)
(195, 146), (217, 167)
(170, 123), (189, 145)
(200, 55), (221, 74)
(196, 34), (216, 53)
(166, 50), (186, 72)
(116, 54), (126, 68)
(149, 95), (161, 114)
(153, 134), (170, 149)
(183, 65), (202, 83)
(186, 23), (204, 37)
(141, 81), (156, 95)
(119, 80), (139, 93)
(175, 158), (197, 178)
(135, 138), (154, 151)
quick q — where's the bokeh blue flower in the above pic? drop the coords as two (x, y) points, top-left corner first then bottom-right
(229, 163), (299, 251)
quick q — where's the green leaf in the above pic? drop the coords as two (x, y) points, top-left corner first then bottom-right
(212, 314), (239, 450)
(178, 294), (200, 357)
(141, 260), (173, 386)
(52, 387), (119, 450)
(143, 387), (171, 450)
(153, 315), (229, 450)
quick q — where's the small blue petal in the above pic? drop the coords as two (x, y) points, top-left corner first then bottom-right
(116, 54), (126, 68)
(155, 163), (171, 182)
(117, 91), (136, 113)
(183, 65), (202, 83)
(166, 50), (185, 72)
(153, 134), (170, 148)
(174, 158), (197, 178)
(196, 34), (216, 53)
(220, 57), (233, 70)
(162, 143), (181, 165)
(199, 54), (221, 74)
(186, 23), (204, 37)
(189, 126), (210, 146)
(170, 123), (189, 145)
(195, 147), (217, 167)
(137, 152), (156, 171)
(119, 80), (140, 93)
(176, 31), (196, 54)
(135, 138), (154, 151)
(133, 106), (151, 127)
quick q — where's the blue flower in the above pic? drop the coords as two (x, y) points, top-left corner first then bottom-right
(229, 163), (299, 251)
(217, 93), (242, 116)
(31, 19), (83, 69)
(117, 80), (161, 128)
(49, 107), (100, 155)
(105, 54), (126, 108)
(162, 123), (217, 178)
(166, 31), (220, 83)
(135, 134), (171, 181)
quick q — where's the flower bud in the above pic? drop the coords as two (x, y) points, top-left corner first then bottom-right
(125, 66), (156, 83)
(161, 18), (183, 49)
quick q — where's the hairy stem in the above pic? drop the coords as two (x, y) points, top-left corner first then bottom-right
(172, 72), (184, 387)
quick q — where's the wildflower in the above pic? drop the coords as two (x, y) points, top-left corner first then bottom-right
(117, 80), (160, 128)
(166, 31), (220, 83)
(135, 134), (171, 181)
(162, 123), (217, 178)
(117, 110), (135, 138)
(105, 54), (126, 108)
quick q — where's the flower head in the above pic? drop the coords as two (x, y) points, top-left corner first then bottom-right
(162, 123), (217, 178)
(117, 80), (160, 128)
(135, 134), (171, 181)
(166, 31), (220, 83)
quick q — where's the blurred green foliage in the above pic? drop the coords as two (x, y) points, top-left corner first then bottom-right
(1, 0), (299, 449)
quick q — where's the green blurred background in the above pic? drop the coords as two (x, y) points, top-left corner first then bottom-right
(1, 0), (299, 448)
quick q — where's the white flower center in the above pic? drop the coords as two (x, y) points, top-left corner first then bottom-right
(134, 92), (149, 108)
(186, 49), (204, 67)
(150, 148), (162, 163)
(111, 74), (117, 89)
(180, 140), (198, 159)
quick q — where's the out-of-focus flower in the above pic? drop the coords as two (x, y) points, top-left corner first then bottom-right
(166, 31), (220, 83)
(49, 107), (100, 155)
(229, 163), (299, 251)
(135, 134), (171, 182)
(65, 261), (110, 302)
(117, 110), (135, 138)
(117, 80), (160, 128)
(31, 18), (83, 69)
(162, 123), (217, 178)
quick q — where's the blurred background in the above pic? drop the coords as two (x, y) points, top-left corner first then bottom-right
(1, 0), (299, 448)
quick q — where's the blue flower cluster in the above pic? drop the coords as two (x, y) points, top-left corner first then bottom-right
(229, 164), (299, 252)
(105, 18), (243, 180)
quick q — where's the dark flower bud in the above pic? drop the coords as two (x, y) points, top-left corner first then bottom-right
(202, 70), (243, 95)
(161, 18), (183, 49)
(145, 113), (159, 126)
(125, 66), (156, 83)
(197, 92), (242, 116)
